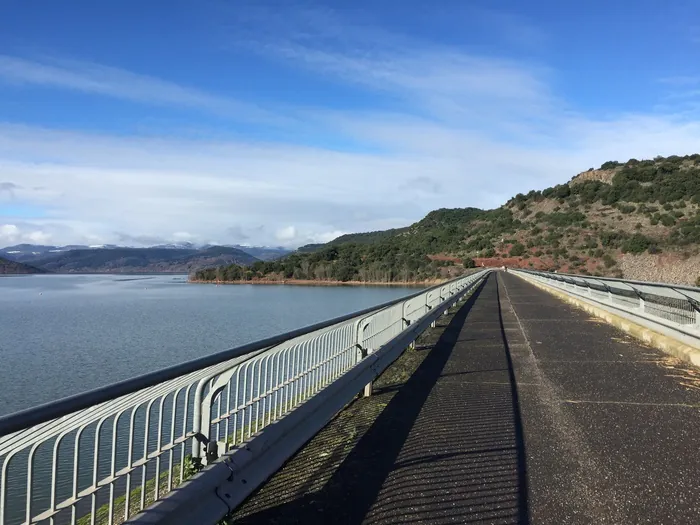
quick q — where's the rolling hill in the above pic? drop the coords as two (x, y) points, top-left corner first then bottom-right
(195, 153), (700, 286)
(6, 246), (259, 274)
(0, 257), (47, 275)
(297, 227), (411, 252)
(227, 245), (291, 261)
(0, 243), (289, 264)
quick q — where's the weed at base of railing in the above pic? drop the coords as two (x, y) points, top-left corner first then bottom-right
(75, 456), (199, 525)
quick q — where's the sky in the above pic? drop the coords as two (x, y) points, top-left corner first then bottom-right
(1, 0), (700, 249)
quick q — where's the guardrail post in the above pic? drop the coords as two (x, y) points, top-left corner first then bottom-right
(355, 321), (374, 397)
(363, 365), (374, 397)
(403, 314), (415, 350)
(425, 292), (436, 328)
(402, 298), (417, 350)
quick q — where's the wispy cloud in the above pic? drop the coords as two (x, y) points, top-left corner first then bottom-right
(659, 75), (700, 86)
(0, 181), (20, 197)
(0, 55), (283, 124)
(3, 105), (700, 249)
(2, 6), (700, 249)
(243, 7), (556, 135)
(466, 7), (548, 50)
(225, 225), (250, 242)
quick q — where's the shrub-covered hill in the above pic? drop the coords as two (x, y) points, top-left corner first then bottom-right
(0, 257), (47, 275)
(196, 154), (700, 286)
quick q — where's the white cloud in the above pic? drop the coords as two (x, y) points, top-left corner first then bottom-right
(0, 223), (53, 246)
(2, 109), (700, 249)
(275, 226), (297, 242)
(172, 231), (195, 241)
(1, 8), (700, 249)
(312, 230), (346, 244)
(25, 230), (52, 244)
(0, 224), (19, 238)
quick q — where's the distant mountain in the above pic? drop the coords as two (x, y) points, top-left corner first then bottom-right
(1, 243), (290, 264)
(0, 244), (88, 262)
(229, 245), (291, 261)
(0, 257), (47, 275)
(2, 246), (259, 273)
(149, 242), (198, 250)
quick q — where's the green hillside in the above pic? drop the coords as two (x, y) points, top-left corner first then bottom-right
(195, 154), (700, 286)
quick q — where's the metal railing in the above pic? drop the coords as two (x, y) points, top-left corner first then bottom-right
(511, 269), (700, 343)
(0, 270), (489, 525)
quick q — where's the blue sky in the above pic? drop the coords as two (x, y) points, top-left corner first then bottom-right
(1, 0), (699, 247)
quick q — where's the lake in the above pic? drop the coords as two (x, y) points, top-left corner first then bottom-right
(0, 274), (418, 417)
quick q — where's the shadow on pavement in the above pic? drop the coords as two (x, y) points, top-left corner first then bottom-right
(233, 274), (529, 524)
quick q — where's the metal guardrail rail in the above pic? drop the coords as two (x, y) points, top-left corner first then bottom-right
(511, 269), (700, 344)
(0, 270), (489, 525)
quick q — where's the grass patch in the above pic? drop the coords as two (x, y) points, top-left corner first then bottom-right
(76, 456), (198, 525)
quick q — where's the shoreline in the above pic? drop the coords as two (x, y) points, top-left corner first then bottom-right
(188, 278), (446, 287)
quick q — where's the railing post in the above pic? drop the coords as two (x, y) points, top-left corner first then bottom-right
(191, 378), (208, 464)
(402, 299), (416, 349)
(363, 371), (373, 397)
(355, 321), (373, 397)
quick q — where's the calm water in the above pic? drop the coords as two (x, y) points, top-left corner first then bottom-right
(0, 274), (417, 417)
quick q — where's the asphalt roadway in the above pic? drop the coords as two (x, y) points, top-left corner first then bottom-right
(233, 272), (700, 524)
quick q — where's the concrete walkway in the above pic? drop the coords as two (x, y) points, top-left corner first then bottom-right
(233, 272), (700, 524)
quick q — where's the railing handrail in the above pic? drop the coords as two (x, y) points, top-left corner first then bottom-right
(516, 268), (700, 294)
(0, 274), (471, 437)
(511, 269), (699, 345)
(129, 270), (490, 524)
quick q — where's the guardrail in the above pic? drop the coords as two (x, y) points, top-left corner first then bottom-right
(0, 269), (489, 525)
(511, 269), (700, 345)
